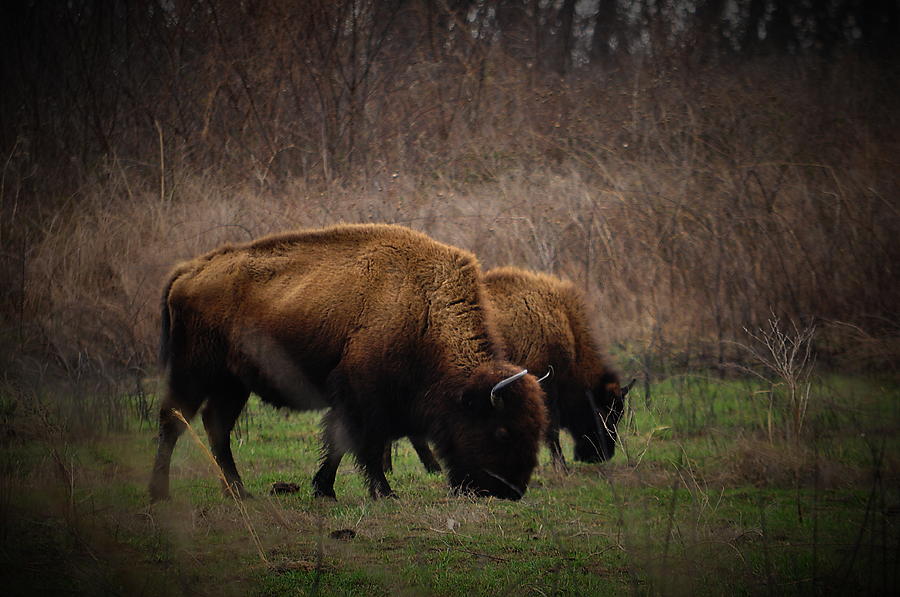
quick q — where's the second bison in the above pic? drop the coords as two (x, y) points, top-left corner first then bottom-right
(485, 267), (631, 467)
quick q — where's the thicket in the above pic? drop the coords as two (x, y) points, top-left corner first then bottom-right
(1, 1), (898, 406)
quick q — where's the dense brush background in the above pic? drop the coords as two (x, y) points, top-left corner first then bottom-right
(2, 1), (898, 401)
(0, 1), (898, 594)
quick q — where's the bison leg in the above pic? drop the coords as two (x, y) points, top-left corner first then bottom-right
(545, 395), (569, 473)
(313, 418), (398, 500)
(201, 386), (250, 499)
(382, 437), (442, 475)
(149, 392), (202, 502)
(333, 413), (395, 498)
(312, 410), (346, 499)
(410, 437), (442, 474)
(383, 437), (441, 475)
(312, 448), (344, 500)
(382, 443), (394, 474)
(321, 365), (396, 499)
(547, 426), (569, 473)
(383, 438), (442, 474)
(357, 441), (396, 499)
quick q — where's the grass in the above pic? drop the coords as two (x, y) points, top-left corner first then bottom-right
(1, 372), (898, 596)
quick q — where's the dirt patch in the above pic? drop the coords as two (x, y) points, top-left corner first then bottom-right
(270, 481), (302, 495)
(329, 528), (357, 541)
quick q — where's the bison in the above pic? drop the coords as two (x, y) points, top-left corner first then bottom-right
(484, 266), (632, 467)
(383, 266), (632, 474)
(149, 224), (548, 501)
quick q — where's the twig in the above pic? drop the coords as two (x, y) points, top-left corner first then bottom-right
(170, 409), (268, 566)
(154, 119), (165, 203)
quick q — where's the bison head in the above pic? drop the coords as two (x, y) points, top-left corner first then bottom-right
(572, 377), (633, 463)
(436, 363), (548, 500)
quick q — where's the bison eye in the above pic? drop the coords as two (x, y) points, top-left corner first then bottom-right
(495, 427), (509, 441)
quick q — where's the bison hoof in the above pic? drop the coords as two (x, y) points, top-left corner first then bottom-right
(312, 486), (338, 500)
(371, 489), (399, 500)
(222, 483), (252, 499)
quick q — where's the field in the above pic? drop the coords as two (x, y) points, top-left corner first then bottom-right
(2, 3), (899, 595)
(2, 372), (898, 596)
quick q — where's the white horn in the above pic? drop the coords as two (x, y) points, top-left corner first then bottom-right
(489, 369), (528, 409)
(536, 366), (553, 384)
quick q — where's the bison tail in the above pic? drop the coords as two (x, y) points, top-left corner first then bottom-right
(159, 296), (171, 368)
(159, 266), (185, 368)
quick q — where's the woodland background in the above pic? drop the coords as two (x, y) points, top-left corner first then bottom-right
(1, 1), (898, 400)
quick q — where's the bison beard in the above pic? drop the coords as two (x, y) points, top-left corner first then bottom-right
(149, 224), (548, 501)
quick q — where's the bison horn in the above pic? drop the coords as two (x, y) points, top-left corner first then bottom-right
(621, 378), (636, 397)
(489, 369), (528, 410)
(536, 366), (553, 384)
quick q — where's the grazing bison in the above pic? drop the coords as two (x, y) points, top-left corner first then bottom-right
(149, 224), (548, 501)
(382, 267), (632, 475)
(484, 266), (631, 467)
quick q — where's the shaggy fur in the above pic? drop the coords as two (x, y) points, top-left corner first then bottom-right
(149, 224), (547, 501)
(484, 266), (629, 466)
(388, 266), (631, 473)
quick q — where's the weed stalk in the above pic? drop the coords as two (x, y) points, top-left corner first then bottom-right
(170, 409), (268, 566)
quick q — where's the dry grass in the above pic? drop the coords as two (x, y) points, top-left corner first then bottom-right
(719, 438), (865, 489)
(169, 408), (268, 566)
(1, 45), (897, 436)
(17, 148), (899, 383)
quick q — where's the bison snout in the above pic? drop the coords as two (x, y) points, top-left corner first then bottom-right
(450, 471), (528, 501)
(574, 435), (616, 463)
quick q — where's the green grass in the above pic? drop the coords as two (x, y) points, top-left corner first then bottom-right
(1, 373), (898, 596)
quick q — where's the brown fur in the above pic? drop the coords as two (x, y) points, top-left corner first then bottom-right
(149, 224), (547, 501)
(484, 266), (628, 465)
(387, 267), (631, 473)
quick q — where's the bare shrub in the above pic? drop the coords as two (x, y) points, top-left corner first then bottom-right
(730, 316), (817, 441)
